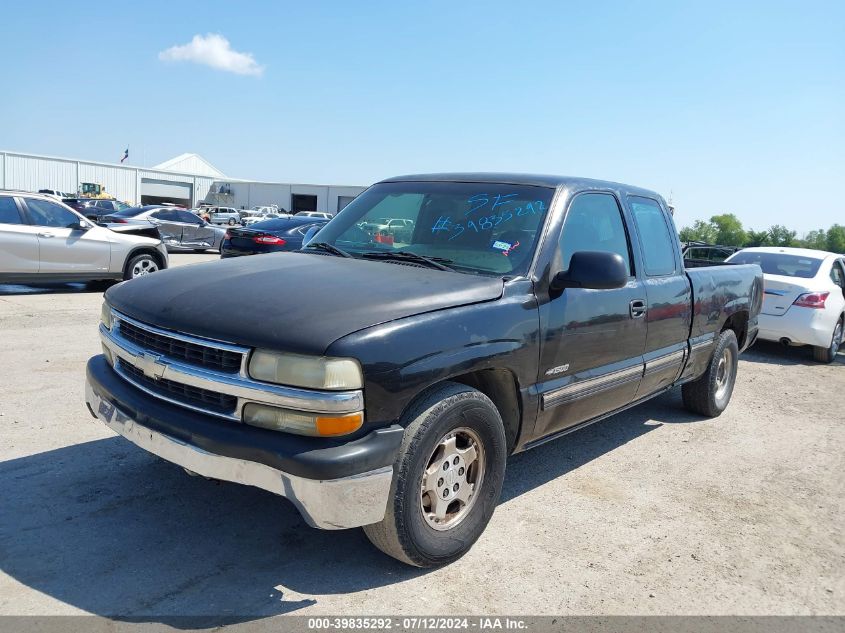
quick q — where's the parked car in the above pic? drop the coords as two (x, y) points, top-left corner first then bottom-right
(62, 197), (97, 215)
(0, 191), (168, 283)
(359, 217), (415, 243)
(102, 206), (226, 253)
(220, 217), (329, 258)
(726, 247), (844, 362)
(295, 211), (332, 219)
(682, 242), (740, 268)
(38, 189), (74, 199)
(85, 173), (762, 567)
(205, 206), (242, 226)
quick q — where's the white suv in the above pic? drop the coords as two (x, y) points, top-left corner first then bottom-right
(0, 191), (169, 284)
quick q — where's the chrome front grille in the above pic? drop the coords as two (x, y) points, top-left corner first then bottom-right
(101, 309), (365, 421)
(117, 318), (243, 373)
(118, 359), (238, 415)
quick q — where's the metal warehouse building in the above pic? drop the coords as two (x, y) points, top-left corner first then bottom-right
(0, 150), (366, 213)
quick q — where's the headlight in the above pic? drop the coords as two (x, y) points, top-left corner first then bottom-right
(242, 404), (363, 436)
(101, 302), (113, 330)
(248, 350), (363, 390)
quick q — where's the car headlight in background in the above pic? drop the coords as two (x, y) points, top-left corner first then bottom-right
(248, 350), (363, 390)
(242, 404), (363, 436)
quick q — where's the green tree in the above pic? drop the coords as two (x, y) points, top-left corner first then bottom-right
(745, 229), (771, 247)
(767, 225), (797, 247)
(710, 213), (747, 246)
(679, 219), (717, 244)
(802, 229), (828, 250)
(827, 224), (845, 254)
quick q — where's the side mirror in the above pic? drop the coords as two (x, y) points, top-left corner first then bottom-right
(69, 221), (92, 232)
(551, 251), (628, 292)
(301, 225), (321, 247)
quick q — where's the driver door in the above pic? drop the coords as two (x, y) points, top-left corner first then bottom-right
(22, 198), (111, 274)
(535, 192), (647, 438)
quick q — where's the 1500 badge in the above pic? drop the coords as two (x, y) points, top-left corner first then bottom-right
(545, 364), (570, 376)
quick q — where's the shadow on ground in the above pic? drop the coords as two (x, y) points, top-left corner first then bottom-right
(0, 389), (692, 625)
(741, 339), (844, 366)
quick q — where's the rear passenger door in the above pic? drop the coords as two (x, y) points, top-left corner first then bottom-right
(626, 196), (693, 398)
(535, 192), (648, 438)
(149, 210), (182, 246)
(0, 196), (39, 275)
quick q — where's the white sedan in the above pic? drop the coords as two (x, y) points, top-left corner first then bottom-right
(726, 247), (845, 363)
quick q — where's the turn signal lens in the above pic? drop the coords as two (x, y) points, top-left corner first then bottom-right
(242, 403), (363, 436)
(100, 302), (113, 330)
(793, 292), (829, 309)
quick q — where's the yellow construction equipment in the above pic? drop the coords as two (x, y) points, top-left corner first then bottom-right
(79, 182), (112, 199)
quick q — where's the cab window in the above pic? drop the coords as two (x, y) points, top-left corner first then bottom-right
(559, 193), (632, 275)
(628, 196), (677, 276)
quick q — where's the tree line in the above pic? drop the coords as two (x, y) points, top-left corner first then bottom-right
(678, 214), (845, 254)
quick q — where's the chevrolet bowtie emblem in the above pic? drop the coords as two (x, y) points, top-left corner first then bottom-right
(137, 352), (167, 380)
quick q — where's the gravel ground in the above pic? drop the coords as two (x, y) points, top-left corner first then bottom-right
(0, 252), (842, 621)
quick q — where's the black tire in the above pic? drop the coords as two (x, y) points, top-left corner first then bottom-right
(227, 218), (236, 226)
(682, 329), (739, 417)
(363, 382), (507, 567)
(123, 253), (160, 280)
(813, 318), (843, 364)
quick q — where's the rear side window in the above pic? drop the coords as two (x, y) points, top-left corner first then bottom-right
(629, 196), (677, 276)
(0, 197), (24, 224)
(830, 261), (844, 288)
(560, 193), (632, 275)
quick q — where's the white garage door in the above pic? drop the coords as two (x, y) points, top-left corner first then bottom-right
(141, 178), (193, 201)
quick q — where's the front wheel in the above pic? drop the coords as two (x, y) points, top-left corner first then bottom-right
(682, 329), (739, 417)
(363, 382), (507, 567)
(813, 318), (843, 364)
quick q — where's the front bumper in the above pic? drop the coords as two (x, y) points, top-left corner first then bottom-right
(85, 356), (403, 529)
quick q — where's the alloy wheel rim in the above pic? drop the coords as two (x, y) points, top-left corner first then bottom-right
(714, 347), (733, 400)
(833, 323), (843, 354)
(132, 259), (158, 278)
(420, 427), (485, 531)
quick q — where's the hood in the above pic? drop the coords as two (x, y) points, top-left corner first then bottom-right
(105, 252), (504, 354)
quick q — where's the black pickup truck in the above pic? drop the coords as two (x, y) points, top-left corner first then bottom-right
(85, 174), (763, 567)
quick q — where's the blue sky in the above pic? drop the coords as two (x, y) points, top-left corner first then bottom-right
(2, 1), (843, 233)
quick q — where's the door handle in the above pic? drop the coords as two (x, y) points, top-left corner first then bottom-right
(629, 299), (647, 318)
(37, 232), (55, 238)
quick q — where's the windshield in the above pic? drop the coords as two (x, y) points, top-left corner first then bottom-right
(312, 181), (554, 276)
(728, 251), (823, 278)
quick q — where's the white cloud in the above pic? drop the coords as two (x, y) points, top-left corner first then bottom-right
(158, 33), (264, 77)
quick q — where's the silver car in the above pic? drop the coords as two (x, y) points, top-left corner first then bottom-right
(0, 191), (169, 283)
(102, 206), (227, 253)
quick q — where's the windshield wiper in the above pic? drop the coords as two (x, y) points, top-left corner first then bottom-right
(361, 250), (455, 271)
(305, 242), (353, 258)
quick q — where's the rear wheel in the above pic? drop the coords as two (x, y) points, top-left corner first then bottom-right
(813, 318), (843, 364)
(363, 382), (507, 567)
(123, 253), (160, 280)
(682, 329), (739, 417)
(228, 218), (236, 226)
